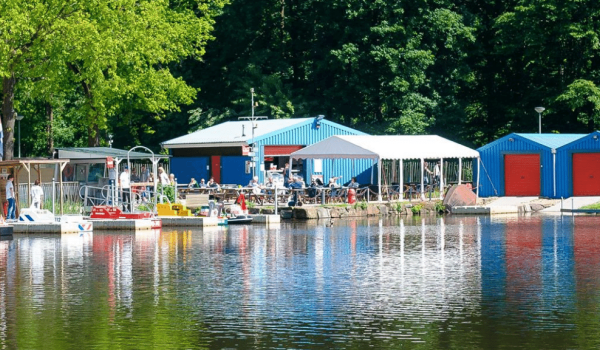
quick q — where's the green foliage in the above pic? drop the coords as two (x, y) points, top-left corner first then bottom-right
(41, 199), (83, 215)
(411, 204), (423, 215)
(395, 202), (403, 212)
(158, 184), (176, 204)
(7, 0), (600, 156)
(1, 0), (227, 158)
(246, 201), (256, 209)
(354, 201), (368, 210)
(435, 201), (446, 213)
(580, 202), (600, 210)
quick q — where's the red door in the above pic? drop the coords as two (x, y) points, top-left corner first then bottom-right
(211, 156), (221, 183)
(573, 153), (600, 195)
(504, 154), (540, 196)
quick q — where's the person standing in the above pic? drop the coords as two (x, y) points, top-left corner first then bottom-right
(120, 166), (131, 212)
(140, 165), (150, 202)
(30, 180), (44, 209)
(158, 167), (170, 186)
(6, 175), (15, 220)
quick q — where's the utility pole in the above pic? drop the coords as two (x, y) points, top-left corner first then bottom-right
(239, 88), (267, 178)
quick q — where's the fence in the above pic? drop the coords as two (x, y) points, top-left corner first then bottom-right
(18, 181), (81, 209)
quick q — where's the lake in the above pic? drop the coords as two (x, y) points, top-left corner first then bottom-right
(0, 215), (599, 349)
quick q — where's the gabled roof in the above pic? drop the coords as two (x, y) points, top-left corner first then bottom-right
(57, 147), (169, 160)
(515, 133), (586, 149)
(291, 135), (479, 160)
(556, 131), (600, 149)
(162, 118), (312, 148)
(477, 133), (587, 152)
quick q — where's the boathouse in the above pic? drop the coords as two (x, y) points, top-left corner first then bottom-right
(161, 117), (367, 185)
(477, 133), (586, 198)
(555, 131), (600, 197)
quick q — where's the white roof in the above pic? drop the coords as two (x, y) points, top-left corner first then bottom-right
(291, 135), (479, 160)
(162, 118), (311, 147)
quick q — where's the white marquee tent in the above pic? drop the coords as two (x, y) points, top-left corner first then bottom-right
(290, 135), (480, 200)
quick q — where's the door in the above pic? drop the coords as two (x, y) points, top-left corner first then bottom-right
(573, 153), (600, 195)
(211, 156), (221, 183)
(504, 154), (540, 196)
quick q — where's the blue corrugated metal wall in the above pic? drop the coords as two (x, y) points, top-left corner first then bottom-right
(170, 157), (209, 184)
(556, 132), (600, 197)
(255, 119), (369, 184)
(221, 156), (253, 185)
(477, 134), (553, 197)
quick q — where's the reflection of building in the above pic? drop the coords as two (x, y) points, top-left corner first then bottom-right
(480, 216), (577, 318)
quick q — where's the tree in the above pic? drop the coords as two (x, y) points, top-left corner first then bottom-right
(0, 0), (226, 158)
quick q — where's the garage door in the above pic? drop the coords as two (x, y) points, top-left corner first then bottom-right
(573, 153), (600, 196)
(504, 154), (540, 196)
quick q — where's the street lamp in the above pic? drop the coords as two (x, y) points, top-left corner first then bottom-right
(108, 133), (113, 148)
(535, 107), (545, 134)
(16, 114), (24, 158)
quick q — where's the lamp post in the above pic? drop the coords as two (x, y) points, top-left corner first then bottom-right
(108, 133), (113, 148)
(535, 107), (545, 134)
(16, 114), (24, 158)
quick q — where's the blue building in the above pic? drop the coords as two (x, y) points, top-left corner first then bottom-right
(555, 131), (600, 197)
(477, 133), (585, 198)
(161, 117), (368, 186)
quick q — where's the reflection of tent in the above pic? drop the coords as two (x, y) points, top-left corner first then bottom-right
(291, 135), (480, 200)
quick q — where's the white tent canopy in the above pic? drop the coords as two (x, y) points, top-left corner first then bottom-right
(290, 135), (479, 160)
(290, 135), (480, 201)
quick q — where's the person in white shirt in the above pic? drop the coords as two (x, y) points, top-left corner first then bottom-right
(158, 166), (170, 186)
(5, 175), (15, 220)
(120, 166), (131, 212)
(30, 180), (44, 209)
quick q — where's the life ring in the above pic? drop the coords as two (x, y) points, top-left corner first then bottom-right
(63, 164), (74, 178)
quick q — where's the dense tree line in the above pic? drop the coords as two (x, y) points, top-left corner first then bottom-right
(2, 0), (600, 158)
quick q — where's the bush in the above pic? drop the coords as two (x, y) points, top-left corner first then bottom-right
(354, 201), (368, 210)
(157, 184), (176, 203)
(435, 201), (446, 213)
(411, 204), (423, 215)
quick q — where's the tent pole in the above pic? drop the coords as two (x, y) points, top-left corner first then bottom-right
(440, 158), (444, 200)
(377, 157), (382, 202)
(458, 158), (462, 185)
(420, 158), (425, 201)
(399, 159), (403, 200)
(371, 159), (374, 184)
(476, 157), (480, 199)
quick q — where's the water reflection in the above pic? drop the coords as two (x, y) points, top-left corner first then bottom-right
(0, 216), (598, 348)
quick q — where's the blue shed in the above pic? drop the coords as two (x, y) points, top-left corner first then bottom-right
(477, 133), (584, 198)
(161, 117), (368, 186)
(555, 131), (600, 197)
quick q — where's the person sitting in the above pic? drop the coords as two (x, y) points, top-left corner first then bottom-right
(248, 176), (263, 194)
(348, 177), (359, 189)
(130, 168), (141, 182)
(265, 176), (274, 188)
(199, 178), (207, 188)
(188, 178), (198, 189)
(329, 176), (342, 188)
(207, 177), (220, 190)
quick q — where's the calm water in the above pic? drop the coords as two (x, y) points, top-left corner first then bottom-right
(1, 215), (599, 349)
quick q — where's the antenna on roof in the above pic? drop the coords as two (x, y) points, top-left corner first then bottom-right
(238, 88), (268, 177)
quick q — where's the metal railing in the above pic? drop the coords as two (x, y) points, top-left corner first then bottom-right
(18, 181), (80, 209)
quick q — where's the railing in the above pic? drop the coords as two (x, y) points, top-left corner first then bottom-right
(18, 181), (80, 209)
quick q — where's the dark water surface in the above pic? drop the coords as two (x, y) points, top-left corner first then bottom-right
(1, 215), (600, 349)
